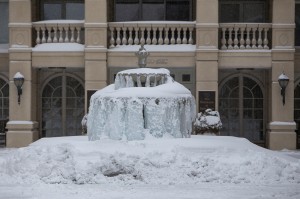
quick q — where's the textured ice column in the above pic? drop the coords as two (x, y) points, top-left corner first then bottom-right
(125, 98), (146, 140)
(145, 76), (150, 87)
(165, 99), (181, 137)
(114, 75), (121, 90)
(105, 98), (125, 140)
(137, 75), (142, 87)
(144, 99), (166, 137)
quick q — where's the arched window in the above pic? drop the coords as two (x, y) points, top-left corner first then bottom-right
(0, 78), (9, 119)
(219, 75), (264, 144)
(42, 74), (84, 137)
(41, 0), (84, 20)
(115, 0), (194, 21)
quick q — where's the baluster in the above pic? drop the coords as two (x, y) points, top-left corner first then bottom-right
(116, 27), (121, 46)
(164, 27), (169, 45)
(152, 26), (158, 45)
(140, 27), (146, 45)
(240, 26), (245, 49)
(251, 27), (257, 49)
(41, 26), (46, 43)
(158, 27), (164, 45)
(257, 27), (263, 49)
(263, 27), (269, 49)
(70, 26), (75, 43)
(128, 27), (133, 45)
(188, 27), (193, 44)
(65, 26), (69, 42)
(170, 27), (176, 44)
(122, 27), (128, 45)
(176, 27), (182, 44)
(228, 27), (233, 49)
(58, 25), (64, 43)
(246, 27), (251, 49)
(146, 27), (151, 45)
(134, 27), (139, 45)
(76, 26), (81, 43)
(233, 26), (239, 49)
(35, 26), (41, 44)
(182, 27), (187, 44)
(53, 25), (58, 43)
(109, 27), (115, 48)
(46, 26), (52, 43)
(221, 27), (227, 50)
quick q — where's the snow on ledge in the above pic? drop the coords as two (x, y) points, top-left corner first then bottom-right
(269, 121), (296, 126)
(32, 43), (84, 52)
(108, 44), (196, 52)
(33, 20), (84, 24)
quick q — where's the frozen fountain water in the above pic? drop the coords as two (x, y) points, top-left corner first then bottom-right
(87, 45), (196, 141)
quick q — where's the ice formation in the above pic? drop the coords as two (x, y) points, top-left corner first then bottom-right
(87, 68), (196, 141)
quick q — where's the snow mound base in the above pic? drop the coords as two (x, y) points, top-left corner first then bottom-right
(1, 136), (300, 185)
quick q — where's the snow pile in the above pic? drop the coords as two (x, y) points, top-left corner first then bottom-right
(0, 136), (299, 185)
(87, 68), (196, 141)
(194, 109), (222, 134)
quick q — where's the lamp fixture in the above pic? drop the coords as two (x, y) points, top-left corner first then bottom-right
(13, 72), (24, 105)
(278, 72), (289, 106)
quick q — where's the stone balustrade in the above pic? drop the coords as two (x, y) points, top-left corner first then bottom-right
(32, 20), (84, 45)
(219, 23), (272, 50)
(108, 21), (196, 48)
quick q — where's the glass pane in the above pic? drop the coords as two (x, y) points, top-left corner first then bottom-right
(229, 99), (239, 108)
(116, 1), (139, 21)
(220, 3), (240, 23)
(44, 4), (62, 20)
(166, 0), (190, 21)
(230, 87), (239, 98)
(243, 3), (265, 22)
(142, 1), (164, 20)
(254, 110), (263, 119)
(244, 99), (253, 108)
(42, 85), (53, 97)
(295, 99), (300, 109)
(295, 85), (300, 98)
(0, 2), (9, 43)
(243, 88), (253, 98)
(254, 99), (263, 108)
(252, 85), (263, 98)
(66, 3), (84, 20)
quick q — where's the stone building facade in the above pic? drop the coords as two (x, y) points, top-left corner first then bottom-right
(0, 0), (299, 149)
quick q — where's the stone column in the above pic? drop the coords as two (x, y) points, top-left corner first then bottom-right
(7, 0), (39, 147)
(84, 0), (108, 113)
(195, 0), (219, 112)
(267, 0), (296, 150)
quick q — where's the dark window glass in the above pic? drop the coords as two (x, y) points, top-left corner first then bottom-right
(0, 1), (8, 43)
(296, 3), (300, 46)
(182, 74), (191, 82)
(115, 0), (193, 21)
(0, 78), (9, 120)
(41, 0), (84, 20)
(220, 0), (268, 23)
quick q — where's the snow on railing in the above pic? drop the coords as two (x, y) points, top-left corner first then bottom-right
(32, 20), (84, 45)
(219, 23), (272, 50)
(108, 21), (195, 48)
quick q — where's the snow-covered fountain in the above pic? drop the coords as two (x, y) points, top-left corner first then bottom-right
(87, 45), (196, 141)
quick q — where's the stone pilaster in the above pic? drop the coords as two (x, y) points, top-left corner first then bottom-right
(84, 0), (108, 113)
(7, 0), (38, 147)
(267, 0), (296, 150)
(195, 0), (219, 112)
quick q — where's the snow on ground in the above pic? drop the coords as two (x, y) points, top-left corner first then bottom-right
(0, 135), (300, 199)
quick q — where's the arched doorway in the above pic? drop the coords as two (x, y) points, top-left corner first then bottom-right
(295, 79), (300, 148)
(219, 74), (265, 145)
(41, 74), (84, 137)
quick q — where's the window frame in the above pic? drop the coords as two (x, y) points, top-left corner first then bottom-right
(114, 0), (194, 22)
(40, 0), (84, 20)
(219, 0), (269, 23)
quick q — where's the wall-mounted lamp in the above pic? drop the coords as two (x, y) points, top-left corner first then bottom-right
(278, 72), (289, 106)
(13, 72), (24, 105)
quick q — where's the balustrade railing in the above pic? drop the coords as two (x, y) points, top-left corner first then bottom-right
(108, 21), (195, 48)
(219, 23), (272, 50)
(32, 20), (84, 45)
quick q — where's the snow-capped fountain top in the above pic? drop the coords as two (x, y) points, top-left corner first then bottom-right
(115, 68), (170, 90)
(87, 45), (196, 141)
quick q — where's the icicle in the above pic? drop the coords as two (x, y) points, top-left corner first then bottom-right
(145, 75), (150, 87)
(154, 75), (157, 87)
(137, 75), (142, 87)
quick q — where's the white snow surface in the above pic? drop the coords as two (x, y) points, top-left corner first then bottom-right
(32, 43), (84, 52)
(0, 136), (300, 199)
